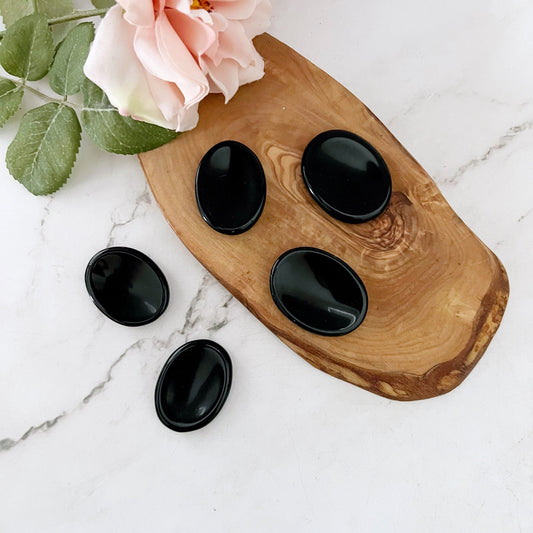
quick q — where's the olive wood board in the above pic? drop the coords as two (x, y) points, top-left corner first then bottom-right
(139, 34), (509, 401)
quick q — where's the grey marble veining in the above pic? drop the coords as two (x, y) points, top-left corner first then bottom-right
(445, 118), (533, 183)
(106, 183), (153, 247)
(0, 271), (235, 454)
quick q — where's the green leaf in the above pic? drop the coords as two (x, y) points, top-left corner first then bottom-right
(0, 0), (73, 27)
(91, 0), (116, 8)
(35, 0), (74, 19)
(6, 103), (81, 195)
(51, 21), (77, 46)
(49, 23), (95, 96)
(0, 79), (23, 127)
(0, 0), (34, 27)
(0, 14), (54, 81)
(80, 79), (179, 155)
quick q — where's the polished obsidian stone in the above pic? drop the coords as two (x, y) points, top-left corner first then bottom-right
(85, 247), (169, 326)
(270, 247), (368, 336)
(196, 140), (266, 235)
(155, 340), (232, 432)
(301, 130), (392, 223)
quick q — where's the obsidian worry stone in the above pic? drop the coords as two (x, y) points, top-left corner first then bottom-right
(270, 247), (368, 336)
(196, 140), (266, 235)
(301, 129), (392, 223)
(155, 340), (233, 432)
(85, 247), (169, 326)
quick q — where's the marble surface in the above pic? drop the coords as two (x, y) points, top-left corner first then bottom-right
(1, 1), (532, 531)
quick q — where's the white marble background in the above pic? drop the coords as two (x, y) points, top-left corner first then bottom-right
(1, 1), (532, 531)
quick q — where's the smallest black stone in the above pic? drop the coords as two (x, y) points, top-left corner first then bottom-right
(85, 247), (169, 327)
(196, 140), (266, 235)
(301, 130), (392, 223)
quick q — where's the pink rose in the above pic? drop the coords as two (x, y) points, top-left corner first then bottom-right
(84, 0), (271, 131)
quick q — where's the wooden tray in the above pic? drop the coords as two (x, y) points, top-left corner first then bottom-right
(139, 34), (509, 401)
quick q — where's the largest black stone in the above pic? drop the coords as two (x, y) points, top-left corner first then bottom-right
(270, 247), (368, 336)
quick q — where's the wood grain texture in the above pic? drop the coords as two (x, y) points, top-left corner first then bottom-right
(139, 34), (509, 401)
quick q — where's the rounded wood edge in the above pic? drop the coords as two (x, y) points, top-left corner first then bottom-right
(283, 255), (509, 401)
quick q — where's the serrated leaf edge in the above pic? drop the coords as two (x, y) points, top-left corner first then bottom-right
(46, 108), (81, 194)
(49, 22), (94, 96)
(80, 107), (178, 155)
(0, 83), (24, 126)
(6, 103), (82, 195)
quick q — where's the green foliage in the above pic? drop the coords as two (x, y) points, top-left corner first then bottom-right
(51, 21), (77, 46)
(0, 4), (179, 195)
(49, 23), (95, 96)
(81, 80), (179, 155)
(0, 0), (73, 27)
(0, 79), (23, 126)
(0, 0), (35, 27)
(6, 103), (81, 195)
(35, 0), (74, 19)
(91, 0), (116, 7)
(0, 14), (54, 81)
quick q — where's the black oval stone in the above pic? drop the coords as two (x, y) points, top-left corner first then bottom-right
(270, 247), (368, 336)
(85, 247), (169, 326)
(301, 130), (392, 223)
(155, 340), (232, 432)
(196, 140), (266, 235)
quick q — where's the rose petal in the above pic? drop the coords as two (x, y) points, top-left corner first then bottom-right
(211, 19), (255, 68)
(209, 10), (229, 33)
(84, 5), (171, 128)
(116, 0), (155, 27)
(166, 8), (216, 57)
(212, 0), (258, 20)
(134, 12), (209, 107)
(145, 72), (200, 130)
(165, 0), (191, 13)
(201, 56), (240, 102)
(240, 0), (271, 38)
(236, 46), (265, 85)
(144, 73), (182, 124)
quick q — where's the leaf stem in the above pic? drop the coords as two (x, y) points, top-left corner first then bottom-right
(0, 8), (110, 41)
(47, 8), (110, 27)
(7, 78), (83, 111)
